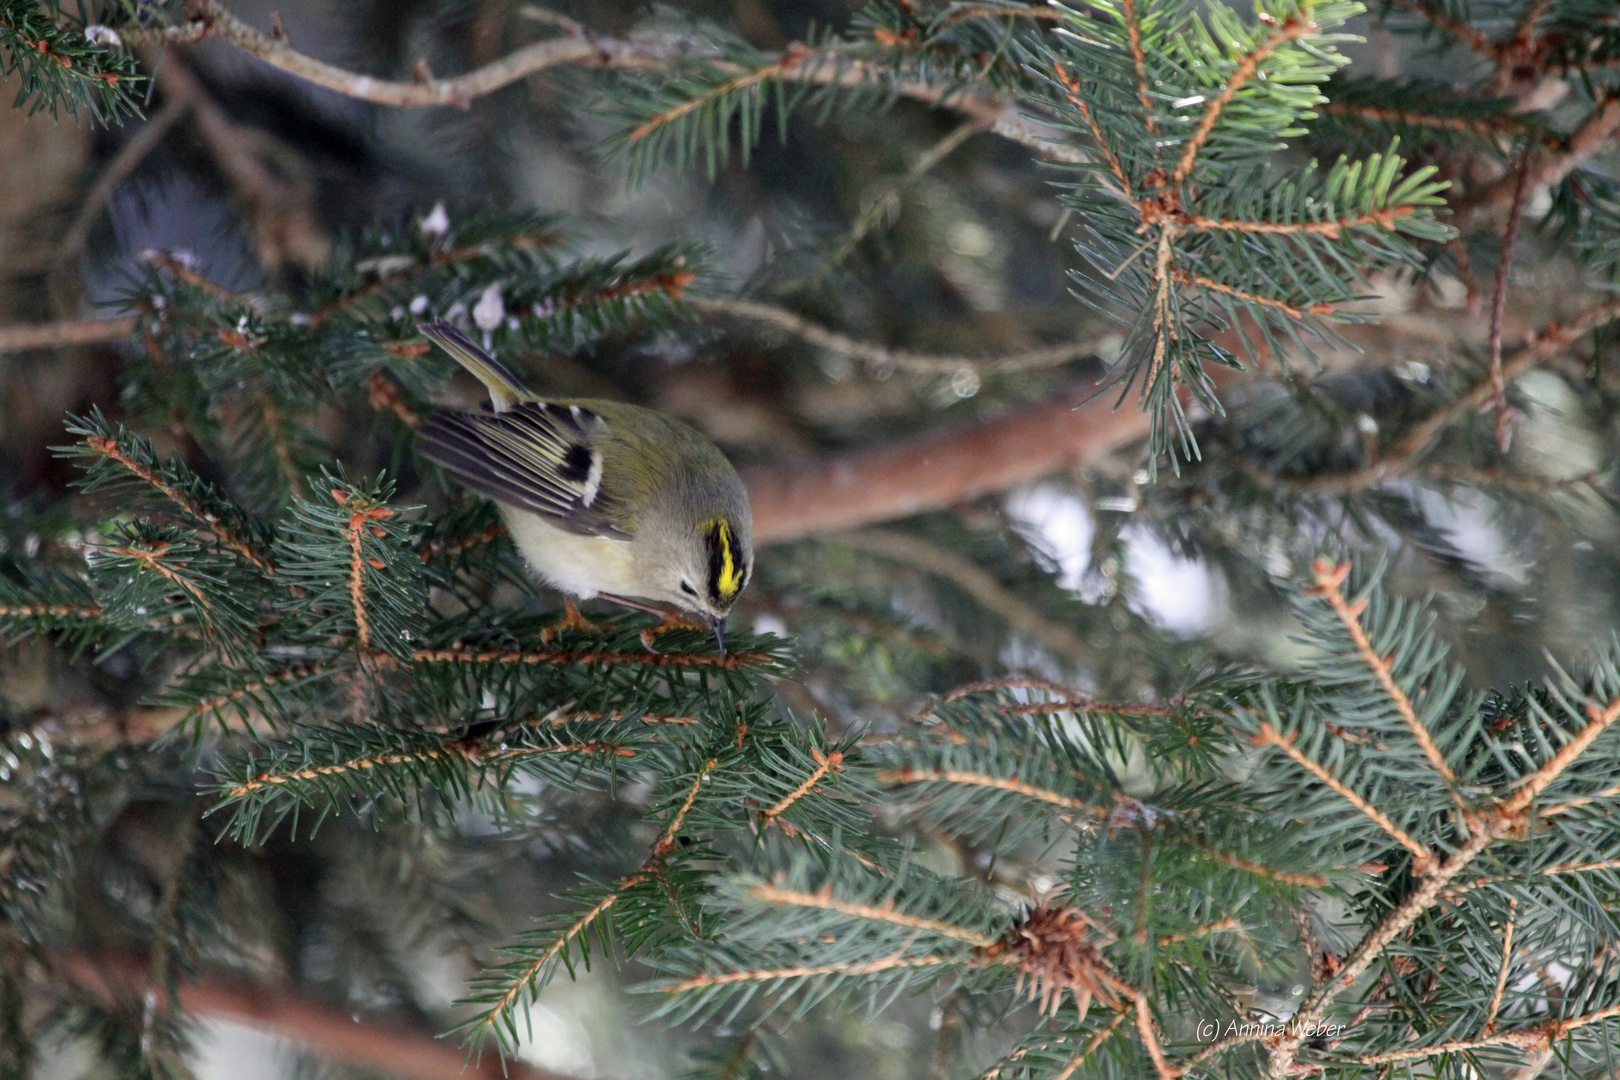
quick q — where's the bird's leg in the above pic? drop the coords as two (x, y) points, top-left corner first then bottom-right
(541, 596), (599, 642)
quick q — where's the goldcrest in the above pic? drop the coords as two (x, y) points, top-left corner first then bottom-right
(415, 321), (752, 652)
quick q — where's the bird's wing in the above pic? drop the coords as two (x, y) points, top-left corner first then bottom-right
(416, 401), (630, 539)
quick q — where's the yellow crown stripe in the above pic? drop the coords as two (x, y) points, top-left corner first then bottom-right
(710, 519), (744, 600)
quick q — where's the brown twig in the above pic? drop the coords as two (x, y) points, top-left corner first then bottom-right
(1483, 898), (1517, 1035)
(1501, 692), (1620, 815)
(334, 492), (396, 653)
(1121, 0), (1155, 135)
(1267, 825), (1498, 1078)
(1452, 96), (1620, 231)
(411, 644), (768, 670)
(109, 542), (216, 612)
(1170, 268), (1335, 320)
(663, 952), (956, 991)
(85, 434), (277, 575)
(1198, 845), (1331, 888)
(1486, 159), (1531, 451)
(226, 740), (632, 797)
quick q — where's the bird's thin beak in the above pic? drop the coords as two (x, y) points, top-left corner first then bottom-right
(711, 617), (727, 658)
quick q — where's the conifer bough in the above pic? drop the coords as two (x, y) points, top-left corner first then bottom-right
(1, 0), (1620, 1076)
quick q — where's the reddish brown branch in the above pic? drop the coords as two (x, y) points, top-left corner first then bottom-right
(1453, 97), (1620, 230)
(744, 380), (1145, 543)
(63, 950), (581, 1080)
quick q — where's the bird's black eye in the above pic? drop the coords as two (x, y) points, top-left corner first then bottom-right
(680, 581), (697, 597)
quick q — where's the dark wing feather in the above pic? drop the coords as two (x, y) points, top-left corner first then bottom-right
(417, 402), (628, 539)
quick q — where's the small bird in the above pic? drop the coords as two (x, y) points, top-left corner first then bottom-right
(414, 321), (752, 653)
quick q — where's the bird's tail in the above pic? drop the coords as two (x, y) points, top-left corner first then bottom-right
(418, 321), (528, 411)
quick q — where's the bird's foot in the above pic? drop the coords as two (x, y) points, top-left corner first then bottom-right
(542, 598), (599, 643)
(639, 612), (709, 651)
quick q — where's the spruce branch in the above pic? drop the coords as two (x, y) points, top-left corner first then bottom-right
(660, 952), (957, 993)
(74, 422), (276, 576)
(1055, 1009), (1133, 1080)
(469, 758), (720, 1046)
(1169, 8), (1322, 186)
(757, 748), (845, 832)
(225, 739), (632, 798)
(410, 643), (769, 670)
(1482, 898), (1516, 1035)
(1197, 844), (1332, 888)
(1305, 558), (1455, 786)
(0, 0), (143, 119)
(1250, 722), (1432, 867)
(743, 881), (998, 947)
(877, 768), (1106, 817)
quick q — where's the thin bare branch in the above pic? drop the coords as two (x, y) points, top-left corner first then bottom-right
(0, 315), (136, 355)
(1487, 159), (1530, 451)
(688, 297), (1103, 375)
